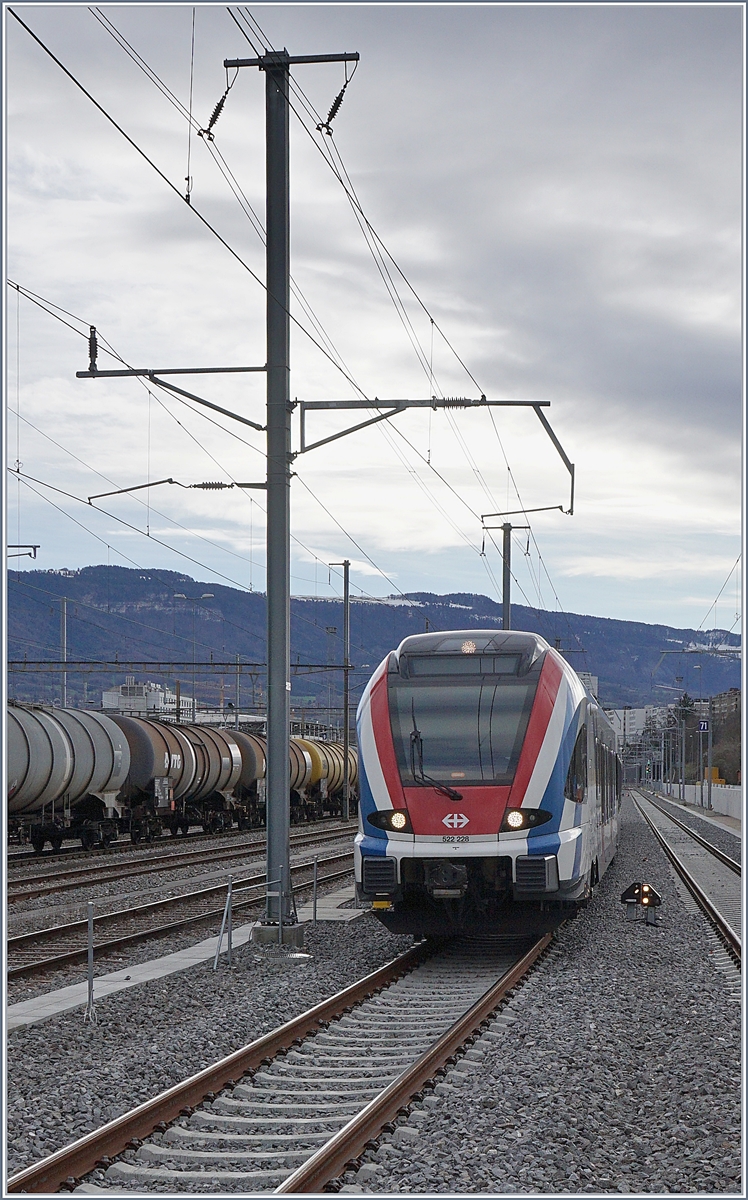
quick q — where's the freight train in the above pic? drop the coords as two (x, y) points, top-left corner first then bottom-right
(355, 629), (621, 936)
(7, 704), (357, 853)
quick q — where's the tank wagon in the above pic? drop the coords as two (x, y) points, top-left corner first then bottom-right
(8, 706), (130, 850)
(355, 630), (621, 936)
(7, 703), (358, 852)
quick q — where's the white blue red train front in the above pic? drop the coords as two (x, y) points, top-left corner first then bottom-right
(355, 629), (620, 936)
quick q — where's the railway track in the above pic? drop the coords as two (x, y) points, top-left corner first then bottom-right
(631, 789), (741, 962)
(7, 826), (351, 903)
(6, 822), (269, 865)
(6, 934), (553, 1195)
(7, 851), (354, 980)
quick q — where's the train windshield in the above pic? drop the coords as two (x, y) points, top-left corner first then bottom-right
(389, 655), (542, 787)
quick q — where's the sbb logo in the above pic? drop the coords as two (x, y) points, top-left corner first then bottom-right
(442, 813), (469, 829)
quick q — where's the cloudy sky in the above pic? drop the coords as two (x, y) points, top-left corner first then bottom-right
(4, 3), (743, 632)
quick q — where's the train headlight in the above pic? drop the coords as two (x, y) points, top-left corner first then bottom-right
(367, 809), (413, 834)
(500, 808), (552, 832)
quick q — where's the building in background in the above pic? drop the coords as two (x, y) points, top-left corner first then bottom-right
(603, 705), (670, 752)
(578, 672), (599, 699)
(709, 688), (741, 722)
(102, 676), (182, 717)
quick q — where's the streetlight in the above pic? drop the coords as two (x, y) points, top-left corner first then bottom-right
(695, 664), (704, 805)
(174, 593), (214, 721)
(622, 705), (632, 784)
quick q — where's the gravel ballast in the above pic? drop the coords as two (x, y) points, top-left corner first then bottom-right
(5, 918), (412, 1178)
(639, 791), (741, 864)
(6, 872), (353, 1005)
(7, 797), (741, 1193)
(351, 796), (741, 1194)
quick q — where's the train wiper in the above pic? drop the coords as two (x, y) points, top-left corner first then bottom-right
(409, 703), (463, 801)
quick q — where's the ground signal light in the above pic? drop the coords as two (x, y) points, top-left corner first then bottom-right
(621, 881), (662, 925)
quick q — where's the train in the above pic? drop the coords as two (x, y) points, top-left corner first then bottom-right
(354, 629), (621, 936)
(7, 703), (358, 853)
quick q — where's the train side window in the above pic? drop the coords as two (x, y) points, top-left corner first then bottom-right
(564, 726), (587, 802)
(602, 749), (607, 821)
(601, 746), (609, 822)
(605, 750), (612, 821)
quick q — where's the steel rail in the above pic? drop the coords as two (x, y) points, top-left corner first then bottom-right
(8, 828), (350, 903)
(6, 822), (257, 864)
(8, 835), (266, 883)
(275, 933), (554, 1193)
(5, 942), (431, 1195)
(8, 851), (353, 949)
(7, 856), (353, 979)
(7, 816), (348, 867)
(632, 794), (741, 961)
(6, 865), (353, 980)
(636, 791), (740, 875)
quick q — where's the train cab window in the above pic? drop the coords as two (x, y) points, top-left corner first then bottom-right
(389, 655), (542, 787)
(406, 654), (520, 677)
(564, 726), (587, 802)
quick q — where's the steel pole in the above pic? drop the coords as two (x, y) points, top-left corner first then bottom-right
(227, 875), (233, 965)
(192, 605), (197, 722)
(235, 654), (240, 729)
(342, 559), (350, 821)
(85, 901), (94, 1021)
(265, 54), (292, 927)
(502, 524), (511, 631)
(60, 596), (67, 708)
(313, 855), (318, 926)
(707, 699), (713, 810)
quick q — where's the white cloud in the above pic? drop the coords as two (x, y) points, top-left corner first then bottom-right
(4, 3), (742, 629)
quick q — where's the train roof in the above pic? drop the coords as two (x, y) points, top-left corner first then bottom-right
(395, 629), (551, 659)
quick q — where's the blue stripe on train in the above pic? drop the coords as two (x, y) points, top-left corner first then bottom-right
(528, 697), (582, 872)
(356, 754), (387, 850)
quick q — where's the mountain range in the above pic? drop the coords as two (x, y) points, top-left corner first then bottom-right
(7, 565), (741, 713)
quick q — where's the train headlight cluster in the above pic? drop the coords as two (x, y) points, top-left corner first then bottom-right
(500, 808), (552, 832)
(367, 809), (414, 833)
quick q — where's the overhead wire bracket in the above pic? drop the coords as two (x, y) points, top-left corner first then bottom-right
(532, 405), (575, 514)
(148, 375), (266, 431)
(76, 362), (267, 431)
(88, 479), (267, 503)
(297, 396), (550, 455)
(481, 505), (564, 527)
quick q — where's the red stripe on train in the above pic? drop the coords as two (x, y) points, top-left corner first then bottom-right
(369, 668), (406, 807)
(508, 653), (563, 808)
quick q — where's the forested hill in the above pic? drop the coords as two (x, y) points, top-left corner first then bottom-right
(7, 566), (741, 711)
